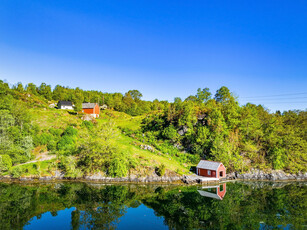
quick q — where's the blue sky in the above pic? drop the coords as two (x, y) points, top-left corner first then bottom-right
(0, 0), (306, 112)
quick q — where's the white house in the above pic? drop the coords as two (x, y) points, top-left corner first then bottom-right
(57, 101), (74, 110)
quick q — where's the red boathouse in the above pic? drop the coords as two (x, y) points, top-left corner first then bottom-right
(196, 160), (226, 178)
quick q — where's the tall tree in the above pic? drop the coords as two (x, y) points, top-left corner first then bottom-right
(196, 88), (211, 103)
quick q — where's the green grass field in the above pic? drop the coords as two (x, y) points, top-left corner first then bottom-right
(98, 110), (189, 174)
(7, 108), (190, 177)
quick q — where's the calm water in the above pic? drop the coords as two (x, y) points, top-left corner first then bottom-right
(0, 181), (306, 229)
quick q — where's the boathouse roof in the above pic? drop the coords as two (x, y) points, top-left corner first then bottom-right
(196, 160), (223, 171)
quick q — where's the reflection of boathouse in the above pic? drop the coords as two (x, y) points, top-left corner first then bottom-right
(197, 183), (226, 200)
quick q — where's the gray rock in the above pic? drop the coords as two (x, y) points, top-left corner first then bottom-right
(178, 126), (189, 136)
(234, 169), (307, 181)
(226, 172), (236, 180)
(39, 176), (53, 181)
(19, 177), (34, 181)
(140, 145), (155, 152)
(54, 170), (65, 179)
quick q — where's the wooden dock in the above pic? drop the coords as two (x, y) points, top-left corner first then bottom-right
(184, 175), (220, 184)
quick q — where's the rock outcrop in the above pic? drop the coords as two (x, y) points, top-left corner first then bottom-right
(227, 169), (307, 181)
(84, 173), (182, 183)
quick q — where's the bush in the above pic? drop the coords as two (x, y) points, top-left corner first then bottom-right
(60, 156), (82, 178)
(57, 135), (76, 154)
(156, 164), (166, 177)
(108, 157), (128, 178)
(82, 121), (94, 130)
(0, 155), (12, 172)
(10, 166), (23, 178)
(7, 148), (30, 165)
(63, 126), (78, 136)
(35, 133), (53, 146)
(47, 140), (57, 151)
(162, 125), (179, 142)
(49, 128), (63, 137)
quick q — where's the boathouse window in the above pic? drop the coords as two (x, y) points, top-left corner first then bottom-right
(208, 170), (211, 175)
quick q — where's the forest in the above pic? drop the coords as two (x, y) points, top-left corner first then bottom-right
(0, 80), (306, 178)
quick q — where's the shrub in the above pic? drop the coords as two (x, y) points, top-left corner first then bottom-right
(156, 164), (166, 177)
(33, 162), (41, 177)
(47, 140), (57, 151)
(162, 125), (178, 142)
(49, 128), (63, 137)
(128, 158), (139, 169)
(108, 157), (128, 178)
(0, 155), (12, 172)
(60, 156), (82, 178)
(63, 126), (78, 136)
(57, 135), (76, 154)
(82, 121), (94, 130)
(10, 166), (23, 178)
(7, 148), (30, 165)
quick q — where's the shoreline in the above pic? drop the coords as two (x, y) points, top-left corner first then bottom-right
(1, 174), (306, 185)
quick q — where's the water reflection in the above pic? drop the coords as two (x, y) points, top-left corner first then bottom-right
(197, 183), (226, 200)
(0, 182), (306, 229)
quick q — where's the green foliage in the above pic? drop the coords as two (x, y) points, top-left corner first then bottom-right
(0, 107), (33, 165)
(60, 156), (82, 178)
(57, 126), (78, 154)
(82, 121), (94, 130)
(47, 140), (57, 151)
(108, 156), (128, 177)
(162, 125), (178, 142)
(156, 164), (166, 176)
(0, 79), (306, 175)
(78, 122), (121, 173)
(141, 87), (307, 173)
(0, 155), (12, 172)
(57, 135), (76, 154)
(34, 133), (53, 146)
(10, 166), (23, 178)
(63, 126), (78, 136)
(196, 88), (211, 103)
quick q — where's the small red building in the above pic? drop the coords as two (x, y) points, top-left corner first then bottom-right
(82, 103), (100, 118)
(196, 160), (226, 178)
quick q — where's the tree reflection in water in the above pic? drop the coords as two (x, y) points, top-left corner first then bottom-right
(0, 182), (306, 229)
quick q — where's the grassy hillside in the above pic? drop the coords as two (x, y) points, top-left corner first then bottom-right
(1, 80), (305, 178)
(4, 106), (191, 178)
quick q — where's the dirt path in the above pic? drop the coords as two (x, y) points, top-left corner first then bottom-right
(16, 152), (56, 166)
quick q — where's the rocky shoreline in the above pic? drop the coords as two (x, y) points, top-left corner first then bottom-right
(227, 169), (307, 181)
(0, 171), (184, 183)
(1, 169), (306, 184)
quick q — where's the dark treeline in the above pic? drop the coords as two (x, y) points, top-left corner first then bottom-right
(8, 81), (167, 116)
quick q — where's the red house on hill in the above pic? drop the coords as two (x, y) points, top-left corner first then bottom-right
(196, 160), (226, 178)
(82, 103), (100, 118)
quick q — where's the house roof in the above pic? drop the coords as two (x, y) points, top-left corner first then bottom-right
(58, 101), (73, 106)
(196, 160), (222, 171)
(82, 103), (97, 109)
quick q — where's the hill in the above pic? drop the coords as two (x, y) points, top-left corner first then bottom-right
(0, 80), (306, 180)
